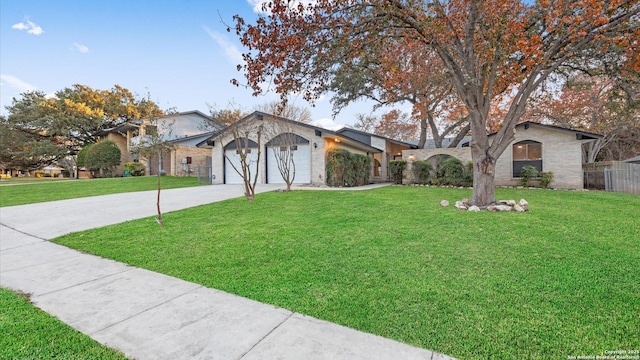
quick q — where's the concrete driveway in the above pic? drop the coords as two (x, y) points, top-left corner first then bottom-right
(1, 183), (455, 360)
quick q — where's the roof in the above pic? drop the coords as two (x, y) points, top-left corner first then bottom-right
(168, 131), (217, 144)
(489, 121), (603, 140)
(336, 127), (418, 149)
(407, 136), (473, 149)
(94, 122), (139, 136)
(624, 155), (640, 164)
(200, 111), (382, 153)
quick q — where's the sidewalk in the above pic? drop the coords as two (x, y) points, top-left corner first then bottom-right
(1, 184), (455, 360)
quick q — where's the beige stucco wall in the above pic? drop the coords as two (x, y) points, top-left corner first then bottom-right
(402, 126), (584, 189)
(211, 114), (382, 185)
(494, 125), (583, 189)
(211, 115), (327, 185)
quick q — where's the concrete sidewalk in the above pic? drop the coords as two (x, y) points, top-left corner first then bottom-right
(1, 184), (455, 360)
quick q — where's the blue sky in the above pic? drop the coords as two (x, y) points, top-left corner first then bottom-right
(0, 0), (380, 126)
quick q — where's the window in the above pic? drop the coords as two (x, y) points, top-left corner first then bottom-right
(513, 140), (542, 177)
(145, 125), (157, 136)
(513, 142), (541, 161)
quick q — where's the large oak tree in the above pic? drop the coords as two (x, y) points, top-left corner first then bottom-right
(3, 84), (162, 174)
(233, 0), (639, 206)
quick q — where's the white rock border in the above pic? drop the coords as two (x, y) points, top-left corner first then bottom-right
(442, 198), (529, 212)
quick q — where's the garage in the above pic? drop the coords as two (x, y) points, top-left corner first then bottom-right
(266, 134), (311, 184)
(224, 139), (259, 184)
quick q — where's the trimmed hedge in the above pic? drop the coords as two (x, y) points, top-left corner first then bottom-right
(411, 160), (433, 185)
(389, 160), (407, 184)
(124, 162), (145, 176)
(326, 149), (372, 187)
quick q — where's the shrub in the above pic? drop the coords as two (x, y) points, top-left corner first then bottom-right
(85, 141), (121, 178)
(76, 144), (94, 167)
(326, 149), (371, 187)
(411, 160), (433, 185)
(389, 160), (407, 184)
(539, 171), (554, 188)
(518, 165), (539, 187)
(124, 162), (145, 176)
(431, 157), (473, 186)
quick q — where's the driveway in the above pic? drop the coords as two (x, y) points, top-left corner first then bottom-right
(0, 183), (455, 360)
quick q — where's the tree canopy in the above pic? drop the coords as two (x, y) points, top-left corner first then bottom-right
(2, 84), (163, 173)
(233, 0), (639, 206)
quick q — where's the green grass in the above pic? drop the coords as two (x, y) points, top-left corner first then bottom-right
(54, 187), (640, 359)
(0, 288), (127, 359)
(0, 176), (200, 207)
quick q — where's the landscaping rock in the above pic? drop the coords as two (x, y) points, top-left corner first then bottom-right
(499, 199), (516, 207)
(487, 205), (498, 212)
(440, 200), (449, 207)
(513, 204), (526, 212)
(468, 205), (481, 212)
(454, 201), (468, 210)
(495, 205), (513, 212)
(519, 199), (529, 211)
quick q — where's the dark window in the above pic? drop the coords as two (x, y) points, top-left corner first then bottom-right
(145, 125), (157, 136)
(290, 145), (298, 151)
(513, 140), (542, 177)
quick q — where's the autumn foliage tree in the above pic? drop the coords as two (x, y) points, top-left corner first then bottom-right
(4, 84), (162, 176)
(233, 0), (639, 206)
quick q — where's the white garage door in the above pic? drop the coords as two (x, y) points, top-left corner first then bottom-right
(224, 149), (259, 184)
(267, 144), (311, 184)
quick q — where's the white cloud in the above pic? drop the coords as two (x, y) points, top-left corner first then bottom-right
(247, 0), (317, 14)
(12, 20), (44, 35)
(202, 26), (243, 64)
(0, 74), (37, 92)
(73, 43), (89, 53)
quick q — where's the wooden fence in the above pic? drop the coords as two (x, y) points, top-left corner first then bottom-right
(583, 161), (640, 195)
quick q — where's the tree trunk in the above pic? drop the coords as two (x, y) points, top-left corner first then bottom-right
(471, 144), (497, 207)
(418, 116), (427, 148)
(156, 173), (163, 226)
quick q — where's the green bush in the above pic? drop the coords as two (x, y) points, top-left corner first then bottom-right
(76, 144), (94, 167)
(326, 149), (371, 187)
(124, 162), (145, 176)
(389, 160), (407, 184)
(411, 160), (433, 185)
(431, 157), (473, 186)
(85, 141), (121, 178)
(539, 171), (554, 188)
(518, 165), (539, 187)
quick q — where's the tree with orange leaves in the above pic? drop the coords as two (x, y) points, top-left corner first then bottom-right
(233, 0), (639, 206)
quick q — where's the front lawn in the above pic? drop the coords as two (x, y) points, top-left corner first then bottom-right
(55, 187), (640, 359)
(0, 288), (127, 359)
(0, 176), (200, 207)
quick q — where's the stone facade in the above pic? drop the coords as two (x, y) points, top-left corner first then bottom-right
(401, 124), (591, 189)
(493, 124), (584, 189)
(210, 112), (382, 186)
(211, 114), (329, 185)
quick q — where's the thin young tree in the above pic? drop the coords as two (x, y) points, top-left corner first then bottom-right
(224, 120), (264, 201)
(132, 104), (175, 226)
(264, 119), (301, 191)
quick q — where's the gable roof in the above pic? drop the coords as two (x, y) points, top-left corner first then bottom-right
(336, 127), (418, 149)
(199, 111), (382, 153)
(489, 121), (603, 140)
